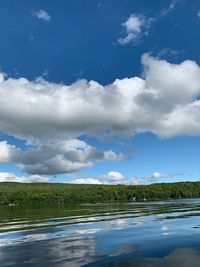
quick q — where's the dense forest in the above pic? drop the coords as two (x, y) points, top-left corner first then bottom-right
(0, 181), (200, 207)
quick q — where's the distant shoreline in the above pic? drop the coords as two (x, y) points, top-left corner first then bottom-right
(0, 181), (199, 207)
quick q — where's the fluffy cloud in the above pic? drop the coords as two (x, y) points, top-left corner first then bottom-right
(0, 141), (19, 163)
(143, 171), (183, 182)
(118, 15), (150, 45)
(19, 140), (123, 175)
(146, 171), (168, 179)
(33, 9), (51, 22)
(70, 178), (103, 185)
(0, 139), (123, 175)
(0, 172), (48, 183)
(1, 54), (200, 175)
(69, 170), (182, 185)
(1, 54), (200, 142)
(102, 171), (126, 181)
(130, 171), (183, 185)
(70, 171), (126, 185)
(118, 1), (180, 45)
(69, 170), (183, 185)
(104, 150), (126, 161)
(197, 11), (200, 18)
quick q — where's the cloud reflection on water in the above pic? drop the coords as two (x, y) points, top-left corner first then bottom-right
(1, 200), (200, 266)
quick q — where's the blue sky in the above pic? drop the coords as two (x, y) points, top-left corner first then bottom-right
(0, 0), (200, 184)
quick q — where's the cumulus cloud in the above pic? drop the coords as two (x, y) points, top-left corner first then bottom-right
(1, 54), (200, 175)
(0, 172), (48, 183)
(69, 170), (182, 185)
(197, 11), (200, 18)
(70, 171), (126, 185)
(1, 54), (200, 143)
(70, 178), (103, 185)
(118, 14), (151, 45)
(130, 171), (184, 185)
(104, 150), (126, 161)
(143, 171), (184, 182)
(118, 1), (180, 45)
(146, 171), (168, 179)
(0, 141), (19, 163)
(33, 9), (51, 22)
(102, 171), (126, 181)
(0, 139), (123, 175)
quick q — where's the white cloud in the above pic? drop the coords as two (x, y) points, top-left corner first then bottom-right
(131, 177), (144, 185)
(146, 171), (168, 179)
(69, 170), (183, 185)
(197, 11), (200, 18)
(144, 171), (183, 181)
(70, 178), (103, 185)
(0, 139), (124, 175)
(1, 55), (200, 175)
(70, 171), (126, 185)
(104, 150), (126, 161)
(118, 1), (180, 45)
(0, 172), (48, 183)
(118, 15), (150, 45)
(130, 171), (184, 185)
(33, 9), (51, 22)
(1, 54), (200, 143)
(0, 141), (19, 163)
(102, 171), (126, 181)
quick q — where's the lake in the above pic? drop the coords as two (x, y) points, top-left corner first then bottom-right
(0, 199), (200, 266)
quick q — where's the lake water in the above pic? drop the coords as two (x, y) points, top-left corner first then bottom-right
(1, 199), (200, 266)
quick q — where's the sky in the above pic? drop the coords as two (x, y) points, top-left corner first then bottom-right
(0, 0), (200, 185)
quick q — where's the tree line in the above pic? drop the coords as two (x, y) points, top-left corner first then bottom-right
(0, 181), (200, 207)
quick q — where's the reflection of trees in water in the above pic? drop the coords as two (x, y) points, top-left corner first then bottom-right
(0, 235), (97, 267)
(1, 200), (200, 267)
(86, 248), (200, 267)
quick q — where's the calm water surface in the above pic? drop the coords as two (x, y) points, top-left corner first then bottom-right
(1, 199), (200, 266)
